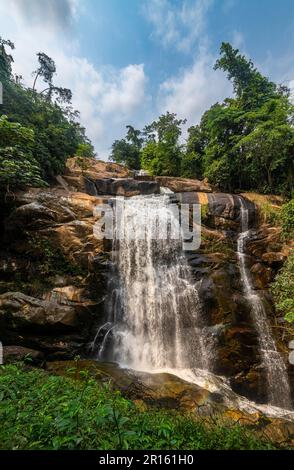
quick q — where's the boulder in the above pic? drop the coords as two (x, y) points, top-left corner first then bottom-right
(46, 359), (294, 445)
(94, 178), (160, 196)
(3, 345), (44, 364)
(155, 176), (212, 193)
(0, 291), (82, 331)
(65, 157), (130, 180)
(261, 252), (286, 267)
(0, 291), (100, 357)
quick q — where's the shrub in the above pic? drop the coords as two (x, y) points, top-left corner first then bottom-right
(0, 364), (277, 450)
(272, 251), (294, 322)
(280, 199), (294, 240)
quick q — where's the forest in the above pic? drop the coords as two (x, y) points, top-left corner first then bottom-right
(111, 43), (294, 197)
(0, 36), (94, 196)
(1, 38), (293, 198)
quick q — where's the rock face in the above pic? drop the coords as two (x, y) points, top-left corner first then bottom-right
(0, 186), (110, 359)
(60, 157), (160, 196)
(93, 178), (160, 197)
(3, 345), (44, 364)
(175, 191), (293, 404)
(155, 176), (212, 193)
(46, 360), (294, 445)
(0, 159), (292, 411)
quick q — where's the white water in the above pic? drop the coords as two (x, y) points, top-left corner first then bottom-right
(99, 194), (213, 373)
(237, 197), (292, 409)
(94, 193), (292, 414)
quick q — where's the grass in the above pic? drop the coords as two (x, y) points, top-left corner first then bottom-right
(0, 364), (280, 450)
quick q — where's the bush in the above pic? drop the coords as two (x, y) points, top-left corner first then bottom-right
(280, 199), (294, 239)
(0, 116), (46, 191)
(0, 364), (277, 450)
(272, 251), (294, 322)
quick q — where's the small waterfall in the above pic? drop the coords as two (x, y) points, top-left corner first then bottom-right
(99, 194), (212, 375)
(237, 197), (292, 409)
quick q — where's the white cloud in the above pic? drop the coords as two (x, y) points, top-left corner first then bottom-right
(0, 0), (148, 159)
(231, 30), (245, 49)
(143, 0), (213, 53)
(158, 49), (232, 126)
(7, 0), (79, 31)
(100, 65), (146, 116)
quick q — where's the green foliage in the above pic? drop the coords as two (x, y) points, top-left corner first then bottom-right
(280, 199), (294, 239)
(272, 251), (294, 323)
(110, 139), (141, 170)
(181, 125), (204, 178)
(141, 140), (182, 176)
(0, 115), (45, 190)
(0, 364), (277, 450)
(26, 234), (84, 277)
(198, 44), (294, 193)
(258, 202), (281, 226)
(0, 37), (93, 195)
(141, 112), (185, 176)
(200, 204), (209, 223)
(76, 142), (96, 158)
(214, 42), (277, 107)
(110, 125), (142, 170)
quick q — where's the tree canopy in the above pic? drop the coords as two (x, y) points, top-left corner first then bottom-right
(110, 42), (294, 196)
(0, 37), (95, 196)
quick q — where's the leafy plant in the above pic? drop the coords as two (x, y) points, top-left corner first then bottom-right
(272, 251), (294, 323)
(280, 199), (294, 239)
(0, 364), (279, 450)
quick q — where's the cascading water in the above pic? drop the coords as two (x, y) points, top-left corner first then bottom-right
(237, 197), (292, 409)
(98, 194), (213, 376)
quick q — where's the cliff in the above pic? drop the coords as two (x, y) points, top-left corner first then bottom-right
(0, 157), (293, 436)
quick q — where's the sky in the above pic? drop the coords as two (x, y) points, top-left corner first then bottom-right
(1, 0), (294, 159)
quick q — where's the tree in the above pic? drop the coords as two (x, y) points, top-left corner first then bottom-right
(141, 112), (186, 176)
(32, 52), (72, 104)
(0, 37), (14, 80)
(0, 115), (45, 193)
(196, 42), (294, 194)
(110, 139), (141, 170)
(214, 42), (277, 108)
(110, 125), (142, 169)
(76, 142), (96, 158)
(181, 125), (205, 179)
(126, 125), (143, 148)
(0, 38), (94, 191)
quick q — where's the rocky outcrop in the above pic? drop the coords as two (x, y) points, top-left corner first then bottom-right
(60, 157), (160, 196)
(0, 159), (292, 411)
(46, 360), (294, 445)
(176, 191), (293, 404)
(155, 176), (212, 193)
(3, 345), (44, 363)
(93, 178), (160, 197)
(0, 187), (111, 358)
(0, 290), (98, 357)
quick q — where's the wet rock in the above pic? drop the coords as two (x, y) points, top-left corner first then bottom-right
(3, 345), (44, 364)
(0, 291), (84, 331)
(154, 176), (212, 193)
(45, 359), (294, 445)
(250, 263), (273, 288)
(94, 178), (160, 196)
(0, 290), (101, 358)
(46, 360), (220, 412)
(261, 252), (286, 267)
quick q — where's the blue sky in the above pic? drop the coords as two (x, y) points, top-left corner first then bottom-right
(1, 0), (294, 158)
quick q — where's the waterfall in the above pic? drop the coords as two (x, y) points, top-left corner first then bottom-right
(98, 194), (212, 375)
(237, 197), (292, 409)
